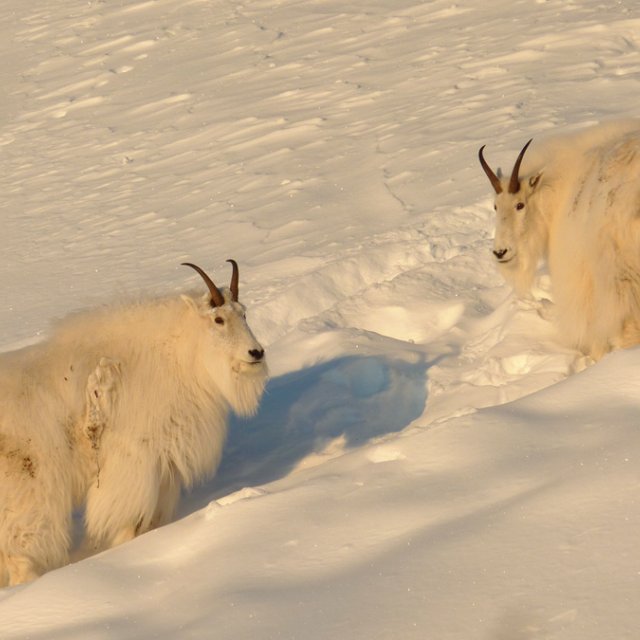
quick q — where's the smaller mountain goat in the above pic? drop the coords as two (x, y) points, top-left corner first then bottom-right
(0, 260), (267, 586)
(479, 119), (640, 359)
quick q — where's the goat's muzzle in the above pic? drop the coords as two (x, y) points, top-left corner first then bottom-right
(493, 248), (508, 260)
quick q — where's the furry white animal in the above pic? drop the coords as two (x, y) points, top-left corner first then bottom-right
(479, 119), (640, 359)
(0, 260), (267, 586)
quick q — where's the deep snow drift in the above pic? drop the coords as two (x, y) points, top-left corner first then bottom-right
(1, 0), (640, 638)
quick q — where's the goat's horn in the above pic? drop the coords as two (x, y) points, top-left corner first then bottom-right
(227, 259), (239, 302)
(182, 262), (226, 307)
(508, 138), (533, 194)
(478, 146), (502, 194)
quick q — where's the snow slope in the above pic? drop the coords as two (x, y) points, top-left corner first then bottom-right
(2, 0), (640, 638)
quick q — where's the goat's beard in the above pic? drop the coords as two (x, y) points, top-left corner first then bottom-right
(223, 360), (268, 417)
(498, 259), (534, 297)
(497, 245), (543, 298)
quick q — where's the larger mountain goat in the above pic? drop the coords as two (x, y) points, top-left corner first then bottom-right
(0, 260), (267, 586)
(479, 119), (640, 359)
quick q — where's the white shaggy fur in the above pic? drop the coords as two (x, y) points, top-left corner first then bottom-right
(480, 119), (640, 359)
(0, 267), (267, 586)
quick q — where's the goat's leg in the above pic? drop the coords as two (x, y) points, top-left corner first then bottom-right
(0, 446), (72, 585)
(0, 552), (7, 587)
(151, 470), (181, 529)
(6, 555), (40, 586)
(84, 452), (160, 551)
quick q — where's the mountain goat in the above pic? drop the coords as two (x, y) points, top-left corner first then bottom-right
(0, 260), (267, 586)
(479, 119), (640, 359)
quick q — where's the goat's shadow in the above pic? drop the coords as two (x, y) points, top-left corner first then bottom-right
(179, 352), (432, 517)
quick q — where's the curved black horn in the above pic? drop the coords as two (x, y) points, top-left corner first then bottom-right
(478, 145), (503, 194)
(227, 259), (239, 302)
(508, 138), (533, 194)
(182, 262), (225, 307)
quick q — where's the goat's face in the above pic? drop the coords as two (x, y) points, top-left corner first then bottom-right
(492, 176), (541, 268)
(479, 139), (542, 270)
(182, 261), (268, 415)
(204, 291), (266, 376)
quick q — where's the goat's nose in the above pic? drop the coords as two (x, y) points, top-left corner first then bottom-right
(249, 348), (264, 361)
(493, 248), (508, 260)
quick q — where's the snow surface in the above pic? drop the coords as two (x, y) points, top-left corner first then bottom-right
(1, 0), (640, 638)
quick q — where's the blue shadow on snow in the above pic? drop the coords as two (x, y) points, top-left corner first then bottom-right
(180, 353), (429, 514)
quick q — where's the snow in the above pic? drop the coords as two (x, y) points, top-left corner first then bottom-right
(1, 0), (640, 637)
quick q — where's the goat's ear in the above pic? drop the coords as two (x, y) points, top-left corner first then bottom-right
(529, 172), (542, 190)
(181, 292), (212, 311)
(180, 294), (199, 311)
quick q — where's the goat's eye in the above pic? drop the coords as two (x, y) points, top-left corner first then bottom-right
(516, 202), (525, 211)
(493, 204), (497, 211)
(215, 317), (224, 325)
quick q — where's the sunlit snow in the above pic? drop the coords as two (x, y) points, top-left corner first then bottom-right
(1, 1), (640, 638)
